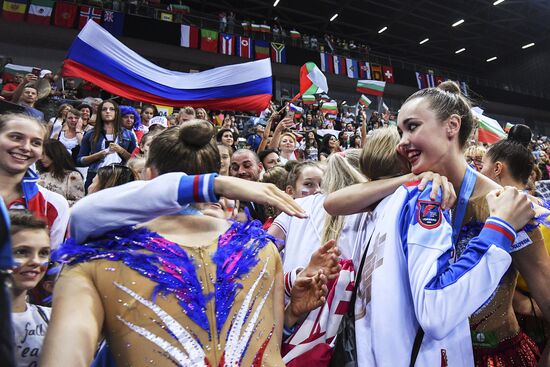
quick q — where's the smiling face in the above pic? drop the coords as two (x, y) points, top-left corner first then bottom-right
(79, 107), (91, 121)
(396, 98), (451, 175)
(327, 135), (338, 150)
(230, 151), (263, 181)
(262, 152), (280, 170)
(279, 134), (296, 153)
(0, 117), (44, 175)
(11, 228), (51, 293)
(141, 107), (154, 125)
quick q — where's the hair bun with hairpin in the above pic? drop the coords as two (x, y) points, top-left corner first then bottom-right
(507, 124), (531, 148)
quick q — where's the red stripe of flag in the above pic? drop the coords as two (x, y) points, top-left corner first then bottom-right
(485, 223), (515, 242)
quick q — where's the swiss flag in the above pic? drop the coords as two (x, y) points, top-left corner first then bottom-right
(78, 5), (102, 29)
(382, 65), (394, 83)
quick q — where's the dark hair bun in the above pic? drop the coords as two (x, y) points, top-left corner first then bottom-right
(437, 80), (461, 95)
(179, 119), (215, 148)
(507, 124), (531, 147)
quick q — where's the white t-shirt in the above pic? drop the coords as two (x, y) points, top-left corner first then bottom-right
(49, 117), (63, 139)
(12, 303), (51, 367)
(273, 193), (366, 273)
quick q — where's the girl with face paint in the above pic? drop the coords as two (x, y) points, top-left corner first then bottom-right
(10, 210), (52, 367)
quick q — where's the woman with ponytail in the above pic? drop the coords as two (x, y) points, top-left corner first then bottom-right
(41, 119), (326, 367)
(325, 81), (547, 366)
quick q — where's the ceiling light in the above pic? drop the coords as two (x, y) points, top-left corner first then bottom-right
(486, 56), (497, 62)
(455, 47), (466, 54)
(452, 19), (465, 27)
(330, 13), (338, 22)
(493, 0), (504, 5)
(522, 42), (535, 49)
(273, 0), (280, 6)
(419, 38), (429, 44)
(378, 26), (388, 34)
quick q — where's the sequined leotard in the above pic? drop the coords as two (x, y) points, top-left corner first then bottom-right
(54, 221), (285, 367)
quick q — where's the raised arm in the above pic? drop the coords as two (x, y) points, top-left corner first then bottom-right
(70, 173), (305, 243)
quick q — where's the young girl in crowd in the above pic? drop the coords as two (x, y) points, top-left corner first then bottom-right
(77, 100), (137, 191)
(87, 164), (138, 194)
(47, 103), (71, 138)
(216, 143), (233, 176)
(52, 108), (83, 160)
(324, 82), (545, 366)
(37, 140), (84, 207)
(139, 104), (157, 131)
(41, 119), (324, 367)
(10, 210), (51, 367)
(302, 130), (319, 161)
(284, 161), (323, 199)
(0, 113), (69, 248)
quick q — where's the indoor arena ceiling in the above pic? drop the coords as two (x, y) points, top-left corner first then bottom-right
(194, 0), (550, 74)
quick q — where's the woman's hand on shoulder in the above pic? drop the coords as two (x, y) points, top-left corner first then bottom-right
(414, 171), (456, 210)
(486, 186), (535, 231)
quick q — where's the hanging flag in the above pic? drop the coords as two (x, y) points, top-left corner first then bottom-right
(346, 58), (359, 79)
(54, 1), (77, 28)
(358, 61), (371, 80)
(504, 123), (514, 133)
(180, 24), (199, 48)
(473, 111), (506, 144)
(371, 64), (383, 81)
(260, 24), (271, 33)
(254, 40), (270, 59)
(435, 75), (445, 85)
(358, 94), (371, 108)
(241, 21), (251, 33)
(270, 43), (286, 63)
(415, 72), (428, 89)
(426, 72), (436, 88)
(160, 12), (173, 22)
(78, 5), (102, 29)
(62, 21), (273, 111)
(356, 80), (386, 96)
(332, 55), (346, 75)
(102, 10), (124, 37)
(219, 33), (234, 55)
(382, 65), (394, 83)
(302, 95), (316, 105)
(236, 36), (253, 59)
(200, 29), (218, 53)
(290, 30), (301, 39)
(168, 4), (190, 14)
(297, 62), (329, 97)
(27, 0), (54, 25)
(251, 23), (261, 33)
(319, 53), (334, 74)
(320, 100), (338, 114)
(2, 0), (27, 22)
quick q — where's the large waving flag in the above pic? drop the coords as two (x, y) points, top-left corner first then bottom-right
(472, 110), (506, 144)
(62, 21), (272, 111)
(299, 62), (328, 96)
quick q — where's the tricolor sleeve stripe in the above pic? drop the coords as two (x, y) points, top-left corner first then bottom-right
(484, 217), (516, 248)
(177, 174), (219, 205)
(485, 217), (516, 238)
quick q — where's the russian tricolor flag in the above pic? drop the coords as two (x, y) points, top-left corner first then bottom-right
(62, 21), (272, 111)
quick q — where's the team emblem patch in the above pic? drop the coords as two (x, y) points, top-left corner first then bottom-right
(417, 200), (442, 229)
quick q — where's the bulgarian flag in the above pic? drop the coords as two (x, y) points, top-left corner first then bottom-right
(358, 94), (371, 107)
(504, 122), (514, 133)
(356, 79), (386, 96)
(474, 112), (506, 144)
(321, 100), (338, 114)
(27, 0), (54, 25)
(295, 62), (328, 100)
(1, 63), (36, 83)
(302, 94), (316, 104)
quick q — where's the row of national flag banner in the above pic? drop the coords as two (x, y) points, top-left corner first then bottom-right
(1, 1), (125, 35)
(319, 52), (394, 82)
(415, 71), (469, 95)
(180, 26), (287, 63)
